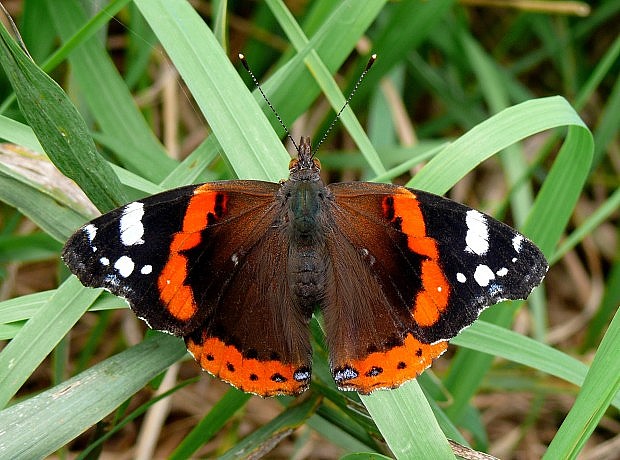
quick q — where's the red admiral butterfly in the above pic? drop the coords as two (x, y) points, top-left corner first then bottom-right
(62, 56), (548, 396)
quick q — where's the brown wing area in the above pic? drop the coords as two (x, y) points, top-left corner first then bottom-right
(185, 227), (313, 396)
(175, 184), (312, 396)
(323, 182), (449, 393)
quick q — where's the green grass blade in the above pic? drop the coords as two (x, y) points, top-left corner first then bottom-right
(592, 70), (620, 169)
(0, 232), (61, 263)
(0, 324), (21, 341)
(0, 114), (45, 152)
(523, 124), (593, 251)
(0, 290), (125, 330)
(0, 19), (125, 211)
(134, 0), (289, 182)
(552, 187), (620, 264)
(0, 0), (133, 113)
(461, 30), (535, 227)
(266, 0), (385, 175)
(75, 377), (197, 460)
(0, 116), (160, 199)
(160, 136), (221, 188)
(156, 0), (389, 188)
(442, 100), (593, 420)
(219, 396), (321, 459)
(544, 309), (620, 459)
(212, 0), (229, 47)
(341, 454), (392, 460)
(253, 0), (388, 134)
(584, 259), (620, 350)
(306, 412), (378, 452)
(0, 276), (100, 408)
(170, 388), (251, 459)
(41, 0), (132, 73)
(452, 321), (620, 410)
(0, 291), (54, 325)
(409, 96), (585, 196)
(46, 0), (176, 183)
(346, 0), (456, 106)
(0, 334), (186, 458)
(361, 384), (455, 459)
(0, 162), (92, 242)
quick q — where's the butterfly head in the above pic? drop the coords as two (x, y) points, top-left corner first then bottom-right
(288, 136), (321, 182)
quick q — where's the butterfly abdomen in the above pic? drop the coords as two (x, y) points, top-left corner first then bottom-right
(287, 246), (329, 312)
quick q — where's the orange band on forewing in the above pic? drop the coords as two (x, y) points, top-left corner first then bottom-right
(182, 186), (225, 232)
(414, 260), (451, 326)
(186, 335), (309, 396)
(407, 236), (439, 259)
(339, 334), (448, 394)
(388, 190), (450, 325)
(390, 192), (426, 238)
(158, 187), (228, 322)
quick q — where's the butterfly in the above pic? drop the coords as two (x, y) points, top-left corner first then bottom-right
(62, 135), (548, 396)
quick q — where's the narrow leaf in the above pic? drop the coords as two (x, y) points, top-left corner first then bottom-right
(0, 18), (125, 211)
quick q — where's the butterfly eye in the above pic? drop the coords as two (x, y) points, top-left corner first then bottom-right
(313, 158), (321, 169)
(289, 159), (298, 169)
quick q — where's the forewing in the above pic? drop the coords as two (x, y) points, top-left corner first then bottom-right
(63, 181), (278, 335)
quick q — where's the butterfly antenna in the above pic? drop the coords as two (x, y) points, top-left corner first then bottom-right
(312, 54), (376, 156)
(239, 54), (299, 152)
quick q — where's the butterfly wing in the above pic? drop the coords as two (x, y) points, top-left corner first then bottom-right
(63, 181), (312, 396)
(323, 182), (547, 393)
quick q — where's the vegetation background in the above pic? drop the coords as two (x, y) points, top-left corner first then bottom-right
(0, 0), (618, 458)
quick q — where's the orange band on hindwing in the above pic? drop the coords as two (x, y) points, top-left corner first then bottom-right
(334, 334), (448, 393)
(186, 333), (311, 396)
(158, 186), (228, 321)
(383, 190), (450, 327)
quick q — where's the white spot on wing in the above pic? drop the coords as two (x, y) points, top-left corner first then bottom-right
(231, 253), (239, 266)
(84, 224), (97, 242)
(141, 265), (152, 275)
(294, 369), (311, 381)
(512, 234), (524, 253)
(120, 202), (145, 246)
(456, 273), (467, 283)
(496, 267), (508, 276)
(334, 367), (358, 382)
(100, 257), (110, 266)
(114, 256), (135, 278)
(474, 264), (495, 287)
(465, 210), (489, 255)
